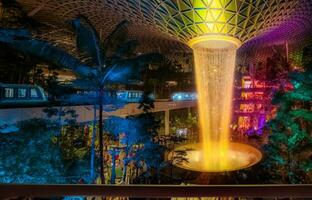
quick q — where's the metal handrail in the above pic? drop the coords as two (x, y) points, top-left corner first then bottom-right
(0, 184), (312, 199)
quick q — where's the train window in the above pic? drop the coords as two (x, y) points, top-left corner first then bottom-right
(117, 92), (125, 99)
(4, 88), (14, 98)
(30, 89), (39, 98)
(18, 88), (27, 98)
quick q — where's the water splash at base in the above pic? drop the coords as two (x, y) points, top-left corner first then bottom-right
(170, 143), (262, 172)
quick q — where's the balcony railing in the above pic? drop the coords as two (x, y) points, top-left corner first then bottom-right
(0, 184), (312, 199)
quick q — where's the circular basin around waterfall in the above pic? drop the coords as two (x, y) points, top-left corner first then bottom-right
(169, 143), (262, 173)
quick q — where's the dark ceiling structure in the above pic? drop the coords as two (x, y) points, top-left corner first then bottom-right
(15, 0), (312, 65)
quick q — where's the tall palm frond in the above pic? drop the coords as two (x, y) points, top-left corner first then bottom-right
(104, 53), (163, 84)
(102, 20), (130, 55)
(0, 28), (95, 76)
(113, 39), (139, 58)
(0, 28), (31, 39)
(71, 16), (104, 67)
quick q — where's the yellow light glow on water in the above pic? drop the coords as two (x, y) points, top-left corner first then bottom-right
(188, 35), (241, 171)
(169, 143), (262, 172)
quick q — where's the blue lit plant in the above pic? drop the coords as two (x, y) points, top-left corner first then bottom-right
(0, 16), (162, 184)
(0, 118), (66, 184)
(104, 92), (165, 184)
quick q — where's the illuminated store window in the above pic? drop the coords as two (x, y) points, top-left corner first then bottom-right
(256, 104), (264, 112)
(242, 76), (252, 88)
(255, 92), (264, 100)
(241, 92), (253, 99)
(251, 118), (259, 130)
(240, 104), (254, 113)
(238, 116), (251, 129)
(254, 80), (265, 88)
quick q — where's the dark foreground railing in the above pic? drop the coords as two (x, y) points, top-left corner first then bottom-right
(0, 184), (312, 199)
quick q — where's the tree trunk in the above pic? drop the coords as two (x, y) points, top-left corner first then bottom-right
(90, 104), (97, 183)
(170, 163), (173, 182)
(58, 106), (63, 135)
(99, 89), (105, 184)
(153, 82), (156, 97)
(122, 141), (129, 183)
(110, 149), (116, 184)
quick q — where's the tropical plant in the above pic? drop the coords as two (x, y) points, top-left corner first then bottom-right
(0, 16), (161, 184)
(0, 118), (66, 184)
(42, 71), (78, 136)
(57, 124), (90, 183)
(262, 48), (312, 183)
(69, 17), (162, 184)
(104, 92), (164, 184)
(170, 111), (198, 141)
(131, 92), (164, 183)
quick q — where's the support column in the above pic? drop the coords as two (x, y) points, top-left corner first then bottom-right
(165, 110), (170, 136)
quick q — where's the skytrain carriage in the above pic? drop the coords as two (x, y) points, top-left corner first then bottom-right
(171, 92), (197, 101)
(116, 90), (145, 103)
(116, 90), (155, 103)
(0, 83), (48, 107)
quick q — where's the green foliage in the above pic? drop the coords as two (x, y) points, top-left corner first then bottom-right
(0, 14), (162, 184)
(71, 16), (104, 67)
(102, 20), (130, 55)
(0, 29), (86, 72)
(0, 118), (91, 183)
(171, 150), (189, 166)
(263, 63), (312, 184)
(170, 111), (198, 136)
(16, 118), (48, 133)
(57, 125), (89, 180)
(0, 118), (65, 183)
(70, 17), (162, 183)
(132, 93), (165, 183)
(43, 106), (78, 127)
(105, 92), (164, 183)
(290, 109), (312, 121)
(303, 160), (312, 172)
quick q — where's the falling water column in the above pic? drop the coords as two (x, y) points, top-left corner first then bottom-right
(188, 35), (241, 171)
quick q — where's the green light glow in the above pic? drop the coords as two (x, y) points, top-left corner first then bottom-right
(153, 0), (296, 43)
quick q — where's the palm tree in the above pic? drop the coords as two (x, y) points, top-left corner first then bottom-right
(70, 17), (162, 184)
(144, 58), (183, 98)
(0, 16), (162, 184)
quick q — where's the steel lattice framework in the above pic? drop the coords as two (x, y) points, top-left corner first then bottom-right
(153, 0), (299, 43)
(15, 0), (312, 54)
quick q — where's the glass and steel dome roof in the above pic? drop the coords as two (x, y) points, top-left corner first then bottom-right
(16, 0), (312, 53)
(153, 0), (299, 42)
